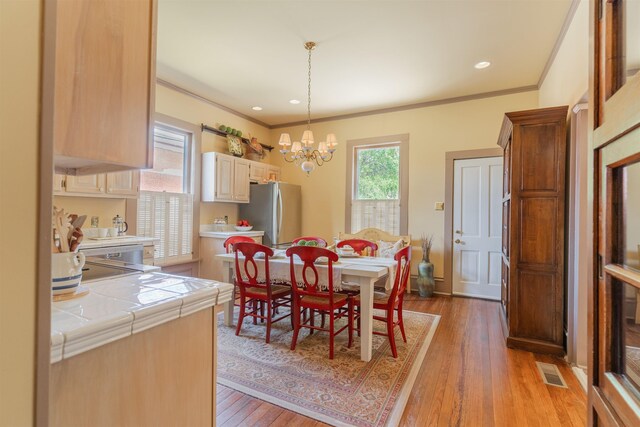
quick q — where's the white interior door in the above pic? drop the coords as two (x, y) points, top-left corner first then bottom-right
(452, 157), (503, 300)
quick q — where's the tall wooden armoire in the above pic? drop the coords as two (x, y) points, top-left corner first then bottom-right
(497, 105), (568, 356)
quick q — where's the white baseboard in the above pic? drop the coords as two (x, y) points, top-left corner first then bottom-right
(572, 366), (587, 392)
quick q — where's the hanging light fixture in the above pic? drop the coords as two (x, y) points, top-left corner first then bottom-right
(278, 42), (337, 175)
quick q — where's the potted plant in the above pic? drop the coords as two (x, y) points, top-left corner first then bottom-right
(416, 234), (434, 297)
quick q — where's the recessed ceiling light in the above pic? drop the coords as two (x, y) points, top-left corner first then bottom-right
(252, 106), (263, 111)
(289, 99), (301, 105)
(474, 61), (491, 69)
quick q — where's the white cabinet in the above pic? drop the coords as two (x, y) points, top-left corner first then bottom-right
(233, 159), (251, 202)
(65, 174), (106, 194)
(54, 171), (139, 198)
(249, 162), (267, 183)
(202, 152), (250, 203)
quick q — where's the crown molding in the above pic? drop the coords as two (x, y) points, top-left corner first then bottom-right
(270, 85), (538, 129)
(158, 79), (538, 130)
(156, 78), (272, 128)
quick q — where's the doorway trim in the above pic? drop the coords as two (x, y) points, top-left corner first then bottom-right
(443, 148), (502, 295)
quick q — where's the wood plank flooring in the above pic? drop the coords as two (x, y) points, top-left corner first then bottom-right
(216, 295), (587, 426)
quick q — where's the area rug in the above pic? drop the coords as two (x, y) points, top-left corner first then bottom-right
(217, 309), (440, 427)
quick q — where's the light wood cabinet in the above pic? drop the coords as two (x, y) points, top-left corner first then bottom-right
(498, 105), (568, 356)
(249, 162), (267, 182)
(52, 0), (157, 175)
(200, 235), (262, 281)
(202, 152), (251, 203)
(65, 174), (106, 195)
(55, 171), (139, 198)
(50, 307), (216, 427)
(106, 170), (140, 197)
(142, 244), (155, 266)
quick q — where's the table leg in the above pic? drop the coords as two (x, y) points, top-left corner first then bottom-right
(358, 277), (375, 362)
(221, 262), (234, 327)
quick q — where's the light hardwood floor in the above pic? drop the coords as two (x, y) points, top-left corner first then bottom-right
(216, 295), (587, 426)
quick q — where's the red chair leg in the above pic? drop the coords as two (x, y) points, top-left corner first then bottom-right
(310, 309), (315, 335)
(397, 307), (407, 343)
(347, 302), (354, 348)
(252, 299), (257, 325)
(260, 301), (265, 323)
(356, 305), (361, 337)
(265, 300), (272, 344)
(235, 295), (246, 336)
(290, 300), (300, 351)
(321, 312), (326, 329)
(386, 311), (398, 358)
(329, 313), (335, 359)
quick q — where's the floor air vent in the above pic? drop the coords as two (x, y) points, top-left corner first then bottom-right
(536, 362), (568, 388)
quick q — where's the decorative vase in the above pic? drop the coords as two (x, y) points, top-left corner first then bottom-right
(416, 260), (434, 298)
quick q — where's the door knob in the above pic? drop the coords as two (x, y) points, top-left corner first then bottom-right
(455, 230), (462, 234)
(455, 239), (461, 244)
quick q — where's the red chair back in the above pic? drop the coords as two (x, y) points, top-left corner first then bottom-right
(388, 246), (411, 306)
(292, 236), (328, 248)
(224, 236), (255, 253)
(233, 242), (274, 294)
(337, 239), (378, 256)
(285, 246), (339, 302)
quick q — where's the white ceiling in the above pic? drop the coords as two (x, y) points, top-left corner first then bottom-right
(157, 0), (574, 126)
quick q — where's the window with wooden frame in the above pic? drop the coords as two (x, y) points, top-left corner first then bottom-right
(345, 134), (408, 235)
(590, 0), (640, 425)
(138, 125), (194, 265)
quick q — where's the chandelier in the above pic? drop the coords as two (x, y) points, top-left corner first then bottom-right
(278, 41), (337, 175)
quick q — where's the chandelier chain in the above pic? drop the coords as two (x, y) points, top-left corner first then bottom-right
(307, 45), (312, 130)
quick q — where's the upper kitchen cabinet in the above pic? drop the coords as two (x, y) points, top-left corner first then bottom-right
(202, 152), (250, 203)
(51, 0), (157, 175)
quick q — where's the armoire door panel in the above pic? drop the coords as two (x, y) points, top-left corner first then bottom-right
(519, 198), (557, 266)
(519, 123), (559, 192)
(514, 270), (559, 342)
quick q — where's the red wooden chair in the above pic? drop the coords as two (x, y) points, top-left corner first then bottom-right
(337, 239), (378, 256)
(234, 242), (292, 343)
(292, 236), (328, 248)
(286, 246), (354, 359)
(354, 245), (411, 358)
(223, 235), (255, 253)
(224, 235), (256, 308)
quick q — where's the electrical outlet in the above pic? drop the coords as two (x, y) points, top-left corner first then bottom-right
(434, 202), (445, 211)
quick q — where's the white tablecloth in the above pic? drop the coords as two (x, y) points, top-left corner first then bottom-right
(233, 254), (397, 292)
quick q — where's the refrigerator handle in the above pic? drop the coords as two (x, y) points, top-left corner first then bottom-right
(277, 186), (283, 242)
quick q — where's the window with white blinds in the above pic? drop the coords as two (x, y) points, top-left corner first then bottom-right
(138, 191), (193, 264)
(138, 125), (194, 264)
(346, 135), (408, 235)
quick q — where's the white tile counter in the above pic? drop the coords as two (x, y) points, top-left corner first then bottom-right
(78, 235), (159, 250)
(50, 272), (233, 363)
(199, 224), (264, 239)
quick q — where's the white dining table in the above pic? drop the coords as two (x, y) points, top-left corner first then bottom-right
(215, 253), (393, 362)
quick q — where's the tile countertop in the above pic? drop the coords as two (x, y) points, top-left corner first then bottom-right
(50, 272), (233, 363)
(78, 235), (159, 250)
(199, 224), (264, 239)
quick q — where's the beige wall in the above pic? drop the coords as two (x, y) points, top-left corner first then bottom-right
(53, 196), (126, 229)
(154, 84), (273, 226)
(0, 0), (41, 424)
(536, 0), (589, 369)
(270, 90), (539, 277)
(538, 0), (589, 108)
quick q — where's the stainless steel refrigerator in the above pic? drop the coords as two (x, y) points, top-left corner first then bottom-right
(238, 182), (301, 247)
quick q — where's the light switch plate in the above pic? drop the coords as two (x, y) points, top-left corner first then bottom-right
(435, 202), (445, 211)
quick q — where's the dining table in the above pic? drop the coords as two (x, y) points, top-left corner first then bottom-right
(215, 252), (396, 362)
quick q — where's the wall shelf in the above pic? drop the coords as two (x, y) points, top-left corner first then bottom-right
(201, 124), (274, 152)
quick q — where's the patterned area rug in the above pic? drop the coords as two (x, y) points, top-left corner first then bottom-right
(217, 309), (440, 427)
